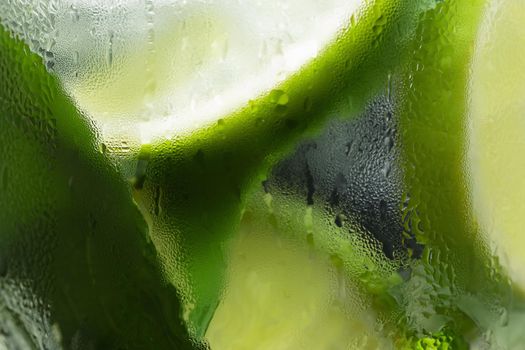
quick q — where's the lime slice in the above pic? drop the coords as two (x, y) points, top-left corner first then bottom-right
(1, 0), (363, 140)
(206, 225), (364, 349)
(205, 190), (396, 350)
(396, 0), (515, 343)
(205, 226), (390, 350)
(468, 1), (525, 292)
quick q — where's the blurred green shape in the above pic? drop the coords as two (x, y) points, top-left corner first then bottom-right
(395, 0), (513, 345)
(0, 26), (198, 349)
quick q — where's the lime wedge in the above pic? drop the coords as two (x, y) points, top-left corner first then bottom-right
(205, 219), (385, 350)
(468, 1), (525, 292)
(396, 0), (515, 343)
(205, 190), (396, 350)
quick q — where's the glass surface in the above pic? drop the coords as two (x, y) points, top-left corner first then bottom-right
(0, 0), (524, 349)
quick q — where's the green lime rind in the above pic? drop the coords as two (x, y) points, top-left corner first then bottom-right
(395, 0), (512, 343)
(0, 26), (199, 349)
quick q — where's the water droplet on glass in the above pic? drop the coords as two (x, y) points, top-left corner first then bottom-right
(270, 89), (289, 106)
(383, 136), (394, 152)
(381, 161), (392, 178)
(386, 73), (392, 102)
(153, 186), (162, 216)
(497, 307), (509, 327)
(306, 233), (314, 247)
(44, 51), (55, 71)
(98, 143), (107, 154)
(344, 141), (354, 156)
(73, 51), (79, 65)
(334, 213), (346, 227)
(120, 141), (130, 153)
(303, 97), (312, 111)
(248, 100), (259, 114)
(106, 30), (114, 66)
(69, 5), (79, 22)
(330, 254), (344, 269)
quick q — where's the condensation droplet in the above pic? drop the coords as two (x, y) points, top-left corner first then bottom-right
(106, 30), (114, 66)
(98, 143), (107, 155)
(270, 89), (289, 106)
(153, 186), (162, 216)
(497, 307), (509, 327)
(303, 97), (312, 111)
(345, 141), (354, 156)
(335, 213), (346, 227)
(73, 51), (79, 65)
(69, 5), (79, 22)
(381, 161), (392, 178)
(384, 136), (394, 152)
(120, 141), (130, 153)
(44, 51), (55, 71)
